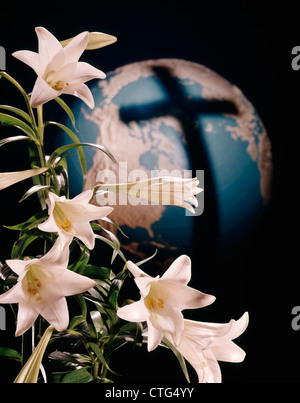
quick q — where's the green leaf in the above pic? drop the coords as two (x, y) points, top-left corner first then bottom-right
(4, 209), (49, 233)
(90, 310), (106, 336)
(11, 229), (51, 259)
(54, 367), (94, 383)
(107, 270), (129, 310)
(0, 112), (36, 138)
(0, 347), (22, 362)
(0, 262), (13, 281)
(0, 104), (33, 124)
(99, 216), (128, 238)
(49, 350), (92, 366)
(79, 265), (111, 281)
(88, 342), (118, 375)
(74, 295), (88, 321)
(68, 241), (90, 273)
(45, 121), (87, 188)
(0, 72), (36, 127)
(0, 135), (35, 148)
(95, 233), (127, 263)
(50, 162), (69, 198)
(53, 97), (77, 131)
(19, 184), (50, 203)
(47, 141), (118, 171)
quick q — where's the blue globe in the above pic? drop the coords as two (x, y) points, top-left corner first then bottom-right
(57, 59), (272, 261)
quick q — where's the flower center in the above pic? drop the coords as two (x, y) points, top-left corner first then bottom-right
(53, 203), (73, 233)
(25, 266), (42, 302)
(57, 218), (72, 232)
(144, 282), (168, 312)
(51, 80), (69, 91)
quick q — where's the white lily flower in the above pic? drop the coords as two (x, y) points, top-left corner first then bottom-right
(0, 238), (96, 336)
(0, 167), (48, 191)
(14, 325), (54, 383)
(164, 312), (249, 383)
(117, 255), (215, 351)
(38, 190), (113, 250)
(12, 27), (106, 108)
(96, 176), (202, 214)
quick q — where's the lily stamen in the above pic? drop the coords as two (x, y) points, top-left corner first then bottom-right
(52, 80), (69, 91)
(57, 218), (72, 232)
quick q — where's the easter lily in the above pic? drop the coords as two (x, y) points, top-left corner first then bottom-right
(117, 255), (215, 351)
(164, 312), (249, 383)
(0, 167), (48, 191)
(96, 176), (202, 214)
(14, 325), (54, 383)
(0, 238), (96, 336)
(38, 190), (114, 250)
(12, 27), (106, 108)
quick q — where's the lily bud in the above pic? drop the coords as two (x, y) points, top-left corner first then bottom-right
(61, 32), (117, 50)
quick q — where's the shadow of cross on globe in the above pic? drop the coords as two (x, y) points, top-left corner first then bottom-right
(118, 65), (239, 259)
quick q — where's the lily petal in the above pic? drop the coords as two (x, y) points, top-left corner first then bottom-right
(226, 312), (249, 340)
(210, 338), (246, 363)
(30, 76), (59, 108)
(161, 255), (191, 284)
(62, 31), (89, 64)
(63, 82), (95, 108)
(147, 320), (164, 352)
(12, 50), (40, 74)
(203, 350), (222, 383)
(58, 269), (96, 296)
(35, 27), (62, 72)
(0, 282), (24, 304)
(117, 299), (149, 323)
(16, 303), (39, 337)
(39, 296), (69, 332)
(70, 62), (106, 84)
(6, 258), (35, 277)
(152, 307), (184, 347)
(166, 283), (216, 310)
(126, 260), (150, 279)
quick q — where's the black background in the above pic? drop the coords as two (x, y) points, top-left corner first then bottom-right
(0, 0), (299, 383)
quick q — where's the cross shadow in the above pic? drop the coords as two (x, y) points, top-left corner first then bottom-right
(118, 65), (239, 263)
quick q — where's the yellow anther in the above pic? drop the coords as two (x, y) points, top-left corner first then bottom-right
(202, 361), (207, 367)
(157, 298), (164, 309)
(26, 273), (41, 299)
(52, 80), (68, 91)
(145, 295), (165, 311)
(58, 218), (72, 232)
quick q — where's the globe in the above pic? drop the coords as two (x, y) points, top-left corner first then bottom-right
(56, 59), (273, 265)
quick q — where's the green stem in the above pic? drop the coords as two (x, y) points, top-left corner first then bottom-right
(99, 355), (110, 380)
(37, 105), (44, 148)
